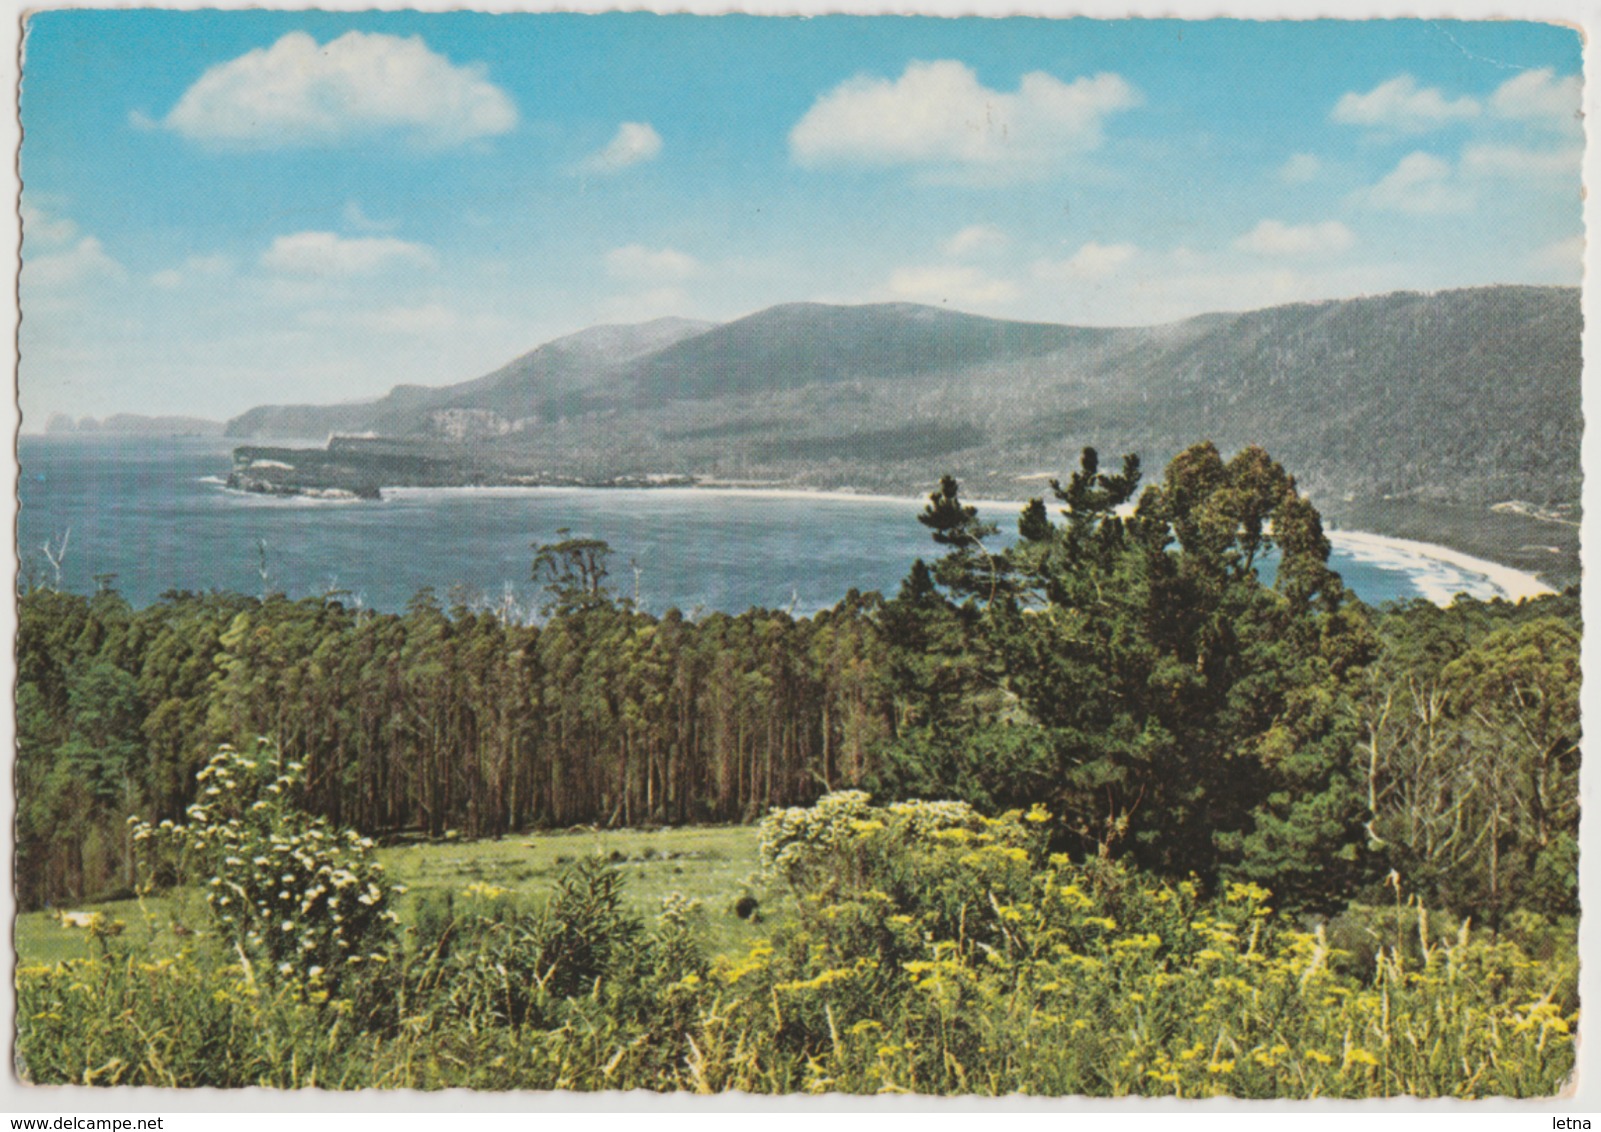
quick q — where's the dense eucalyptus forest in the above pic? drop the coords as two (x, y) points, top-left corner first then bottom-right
(16, 443), (1580, 930)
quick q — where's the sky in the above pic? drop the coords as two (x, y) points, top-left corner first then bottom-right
(17, 12), (1585, 426)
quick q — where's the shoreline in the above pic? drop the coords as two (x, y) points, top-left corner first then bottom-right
(384, 482), (938, 508)
(1324, 529), (1556, 604)
(373, 482), (1556, 606)
(386, 482), (1040, 510)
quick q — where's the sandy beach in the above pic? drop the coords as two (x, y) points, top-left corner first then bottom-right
(1325, 529), (1556, 604)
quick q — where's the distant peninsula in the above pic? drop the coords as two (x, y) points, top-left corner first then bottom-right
(47, 412), (225, 437)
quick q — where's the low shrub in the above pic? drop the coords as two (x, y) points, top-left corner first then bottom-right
(17, 789), (1577, 1096)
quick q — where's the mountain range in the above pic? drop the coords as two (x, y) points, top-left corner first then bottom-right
(225, 285), (1582, 583)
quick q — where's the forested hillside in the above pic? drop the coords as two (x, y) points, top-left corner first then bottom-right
(224, 286), (1581, 525)
(16, 585), (884, 908)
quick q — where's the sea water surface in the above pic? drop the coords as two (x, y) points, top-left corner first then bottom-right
(18, 435), (1521, 615)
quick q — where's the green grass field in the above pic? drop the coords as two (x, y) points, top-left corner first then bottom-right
(15, 895), (187, 965)
(15, 824), (766, 966)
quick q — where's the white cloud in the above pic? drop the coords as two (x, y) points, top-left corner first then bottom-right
(1012, 242), (1417, 327)
(578, 122), (663, 174)
(885, 264), (1020, 306)
(1034, 246), (1409, 328)
(1490, 68), (1581, 129)
(789, 60), (1140, 178)
(22, 204), (79, 248)
(605, 244), (699, 282)
(151, 254), (235, 290)
(1122, 263), (1388, 323)
(1233, 219), (1354, 258)
(599, 287), (692, 323)
(1168, 246), (1204, 269)
(1527, 235), (1584, 279)
(261, 231), (437, 277)
(343, 201), (398, 233)
(1331, 74), (1480, 132)
(300, 303), (462, 335)
(1278, 153), (1322, 184)
(943, 224), (1009, 257)
(1352, 152), (1473, 215)
(1033, 240), (1139, 281)
(1460, 143), (1582, 180)
(25, 236), (126, 290)
(155, 31), (518, 149)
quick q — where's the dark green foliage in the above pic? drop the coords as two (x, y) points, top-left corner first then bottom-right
(532, 529), (621, 616)
(878, 443), (1380, 911)
(530, 856), (642, 999)
(60, 661), (144, 804)
(396, 858), (703, 1036)
(1357, 598), (1581, 925)
(872, 723), (1055, 818)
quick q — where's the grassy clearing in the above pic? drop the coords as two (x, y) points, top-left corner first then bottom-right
(381, 824), (765, 956)
(13, 893), (216, 966)
(15, 825), (765, 966)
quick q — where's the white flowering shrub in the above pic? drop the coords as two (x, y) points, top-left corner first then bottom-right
(758, 790), (877, 881)
(758, 790), (991, 896)
(132, 741), (399, 986)
(881, 798), (986, 840)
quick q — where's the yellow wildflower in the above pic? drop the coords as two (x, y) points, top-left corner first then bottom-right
(1060, 885), (1094, 910)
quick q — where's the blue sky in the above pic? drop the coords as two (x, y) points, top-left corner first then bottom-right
(18, 12), (1584, 425)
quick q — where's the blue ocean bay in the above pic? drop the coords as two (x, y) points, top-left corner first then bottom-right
(17, 435), (1511, 615)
